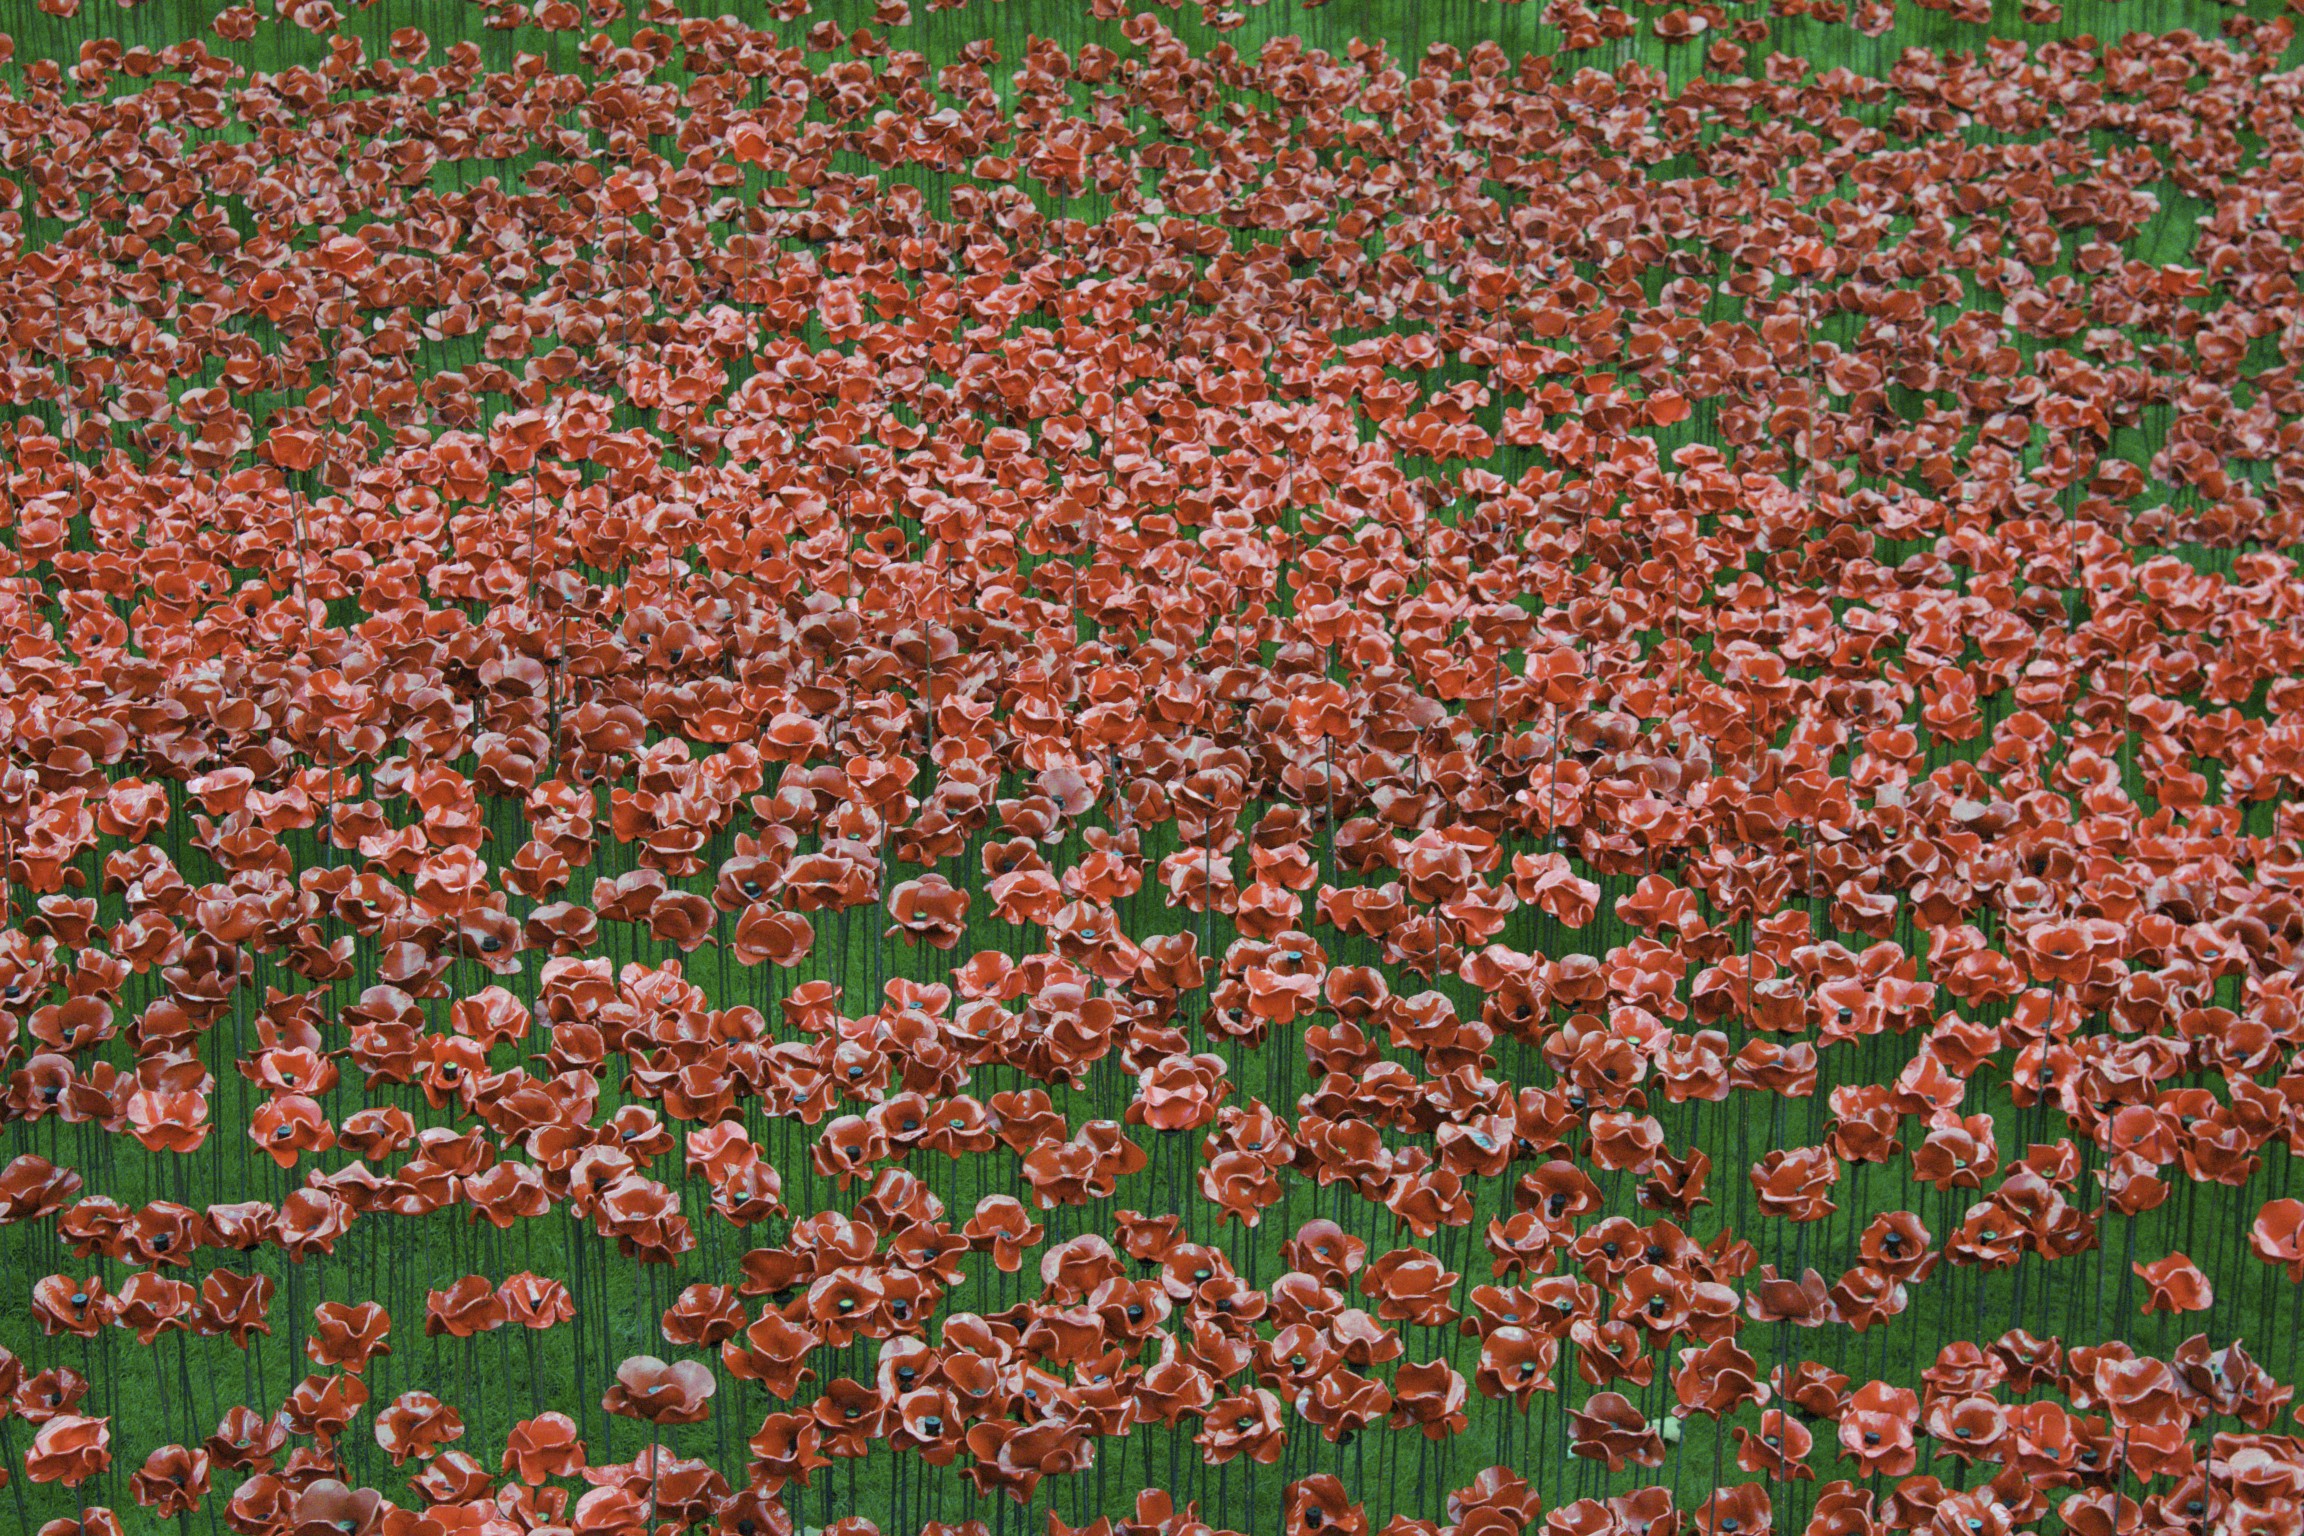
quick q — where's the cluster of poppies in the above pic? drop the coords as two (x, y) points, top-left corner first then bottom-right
(0, 0), (2302, 1533)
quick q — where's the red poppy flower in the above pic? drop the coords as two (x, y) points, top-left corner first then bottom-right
(425, 1276), (508, 1338)
(373, 1390), (464, 1465)
(1568, 1392), (1664, 1471)
(25, 1415), (111, 1487)
(1837, 1381), (1920, 1479)
(2133, 1252), (2214, 1314)
(2249, 1199), (2304, 1281)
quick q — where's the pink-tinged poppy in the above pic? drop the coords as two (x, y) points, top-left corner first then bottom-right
(602, 1354), (716, 1424)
